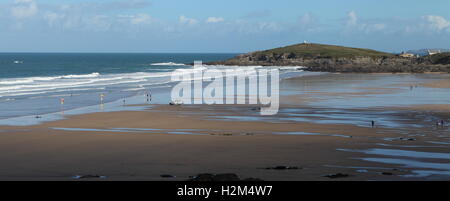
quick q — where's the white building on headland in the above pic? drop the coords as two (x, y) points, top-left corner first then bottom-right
(427, 49), (441, 56)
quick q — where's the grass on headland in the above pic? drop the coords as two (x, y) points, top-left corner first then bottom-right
(255, 43), (394, 58)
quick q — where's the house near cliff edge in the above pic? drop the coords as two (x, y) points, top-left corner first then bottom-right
(399, 51), (415, 58)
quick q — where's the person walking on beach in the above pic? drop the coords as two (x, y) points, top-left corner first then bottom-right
(100, 93), (105, 104)
(371, 120), (375, 128)
(437, 120), (440, 128)
(60, 97), (65, 114)
(146, 90), (152, 102)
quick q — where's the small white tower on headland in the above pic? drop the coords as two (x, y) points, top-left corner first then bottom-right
(303, 40), (310, 46)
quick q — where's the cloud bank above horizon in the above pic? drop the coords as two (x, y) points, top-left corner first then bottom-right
(1, 0), (450, 53)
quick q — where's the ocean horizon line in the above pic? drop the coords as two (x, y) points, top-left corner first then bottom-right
(0, 52), (243, 54)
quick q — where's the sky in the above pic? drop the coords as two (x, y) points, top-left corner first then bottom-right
(0, 0), (450, 53)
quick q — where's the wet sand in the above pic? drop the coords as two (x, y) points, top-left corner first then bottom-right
(0, 106), (413, 181)
(420, 73), (450, 89)
(0, 73), (450, 181)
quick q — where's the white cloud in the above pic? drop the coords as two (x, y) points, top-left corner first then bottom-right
(346, 11), (358, 27)
(130, 13), (152, 25)
(84, 15), (112, 31)
(11, 0), (38, 19)
(43, 11), (113, 32)
(424, 15), (450, 32)
(363, 23), (386, 34)
(43, 12), (64, 27)
(258, 21), (281, 32)
(402, 15), (450, 34)
(179, 15), (198, 25)
(14, 0), (33, 3)
(343, 11), (386, 34)
(37, 0), (153, 31)
(206, 17), (224, 23)
(299, 13), (314, 25)
(243, 10), (271, 19)
(232, 19), (283, 34)
(372, 24), (386, 30)
(102, 0), (151, 10)
(297, 13), (323, 32)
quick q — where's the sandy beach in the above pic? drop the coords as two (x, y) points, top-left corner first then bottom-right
(1, 73), (450, 181)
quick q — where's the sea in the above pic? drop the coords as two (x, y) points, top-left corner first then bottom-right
(0, 53), (306, 124)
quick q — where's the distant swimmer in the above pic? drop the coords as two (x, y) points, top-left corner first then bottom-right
(60, 98), (65, 105)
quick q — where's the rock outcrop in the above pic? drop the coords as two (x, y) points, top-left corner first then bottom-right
(207, 43), (450, 73)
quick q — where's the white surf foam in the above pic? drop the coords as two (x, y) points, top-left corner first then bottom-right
(60, 72), (100, 79)
(0, 72), (101, 85)
(0, 66), (308, 98)
(150, 62), (187, 66)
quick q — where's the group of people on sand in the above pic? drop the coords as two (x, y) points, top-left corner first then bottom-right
(59, 90), (152, 107)
(409, 85), (418, 91)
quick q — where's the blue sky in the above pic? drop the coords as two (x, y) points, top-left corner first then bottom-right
(1, 0), (449, 53)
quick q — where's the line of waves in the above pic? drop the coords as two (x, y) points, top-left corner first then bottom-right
(0, 65), (306, 99)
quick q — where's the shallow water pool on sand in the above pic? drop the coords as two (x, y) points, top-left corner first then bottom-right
(338, 148), (450, 178)
(281, 73), (450, 109)
(273, 131), (352, 138)
(207, 107), (430, 129)
(51, 127), (210, 135)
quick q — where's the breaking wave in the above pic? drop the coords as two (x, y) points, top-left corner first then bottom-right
(150, 62), (187, 66)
